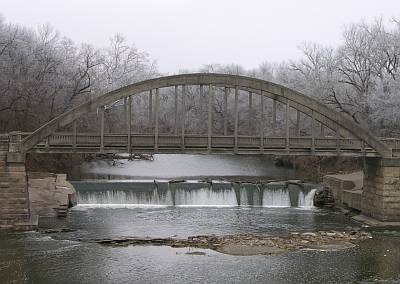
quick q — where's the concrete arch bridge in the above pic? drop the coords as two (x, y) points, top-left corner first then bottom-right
(1, 73), (400, 229)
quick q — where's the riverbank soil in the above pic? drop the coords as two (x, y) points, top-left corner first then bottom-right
(96, 230), (371, 256)
(275, 156), (363, 182)
(26, 153), (84, 180)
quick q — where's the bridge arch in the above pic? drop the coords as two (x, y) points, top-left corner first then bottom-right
(20, 73), (392, 157)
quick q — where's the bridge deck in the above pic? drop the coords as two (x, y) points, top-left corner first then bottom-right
(17, 133), (400, 157)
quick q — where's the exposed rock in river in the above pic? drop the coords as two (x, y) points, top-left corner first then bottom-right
(313, 187), (335, 207)
(95, 230), (371, 256)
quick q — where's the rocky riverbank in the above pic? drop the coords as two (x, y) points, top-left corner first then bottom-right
(95, 230), (372, 256)
(275, 156), (363, 182)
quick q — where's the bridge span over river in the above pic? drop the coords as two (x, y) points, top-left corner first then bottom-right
(1, 73), (400, 229)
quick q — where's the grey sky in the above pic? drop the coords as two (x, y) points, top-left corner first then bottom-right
(1, 0), (400, 74)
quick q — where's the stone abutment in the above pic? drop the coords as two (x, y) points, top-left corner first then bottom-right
(362, 158), (400, 221)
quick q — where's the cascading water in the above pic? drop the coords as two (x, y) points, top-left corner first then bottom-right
(74, 181), (317, 207)
(298, 188), (318, 208)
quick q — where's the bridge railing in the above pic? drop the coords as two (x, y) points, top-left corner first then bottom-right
(13, 132), (400, 156)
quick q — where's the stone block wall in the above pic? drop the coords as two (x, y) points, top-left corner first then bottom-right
(342, 190), (362, 211)
(28, 172), (76, 217)
(0, 137), (30, 229)
(322, 171), (362, 211)
(362, 158), (400, 221)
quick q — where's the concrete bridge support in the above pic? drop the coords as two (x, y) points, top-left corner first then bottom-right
(0, 134), (36, 230)
(363, 158), (400, 221)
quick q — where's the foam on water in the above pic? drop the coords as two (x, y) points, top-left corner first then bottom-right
(75, 181), (317, 208)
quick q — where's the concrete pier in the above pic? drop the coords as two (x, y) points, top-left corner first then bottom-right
(362, 158), (400, 221)
(0, 135), (34, 230)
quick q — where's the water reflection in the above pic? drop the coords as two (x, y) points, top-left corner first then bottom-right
(1, 226), (400, 283)
(80, 154), (298, 180)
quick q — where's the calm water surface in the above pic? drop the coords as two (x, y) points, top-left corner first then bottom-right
(1, 206), (400, 284)
(1, 155), (400, 283)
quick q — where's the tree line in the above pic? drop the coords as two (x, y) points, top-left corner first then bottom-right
(1, 16), (399, 137)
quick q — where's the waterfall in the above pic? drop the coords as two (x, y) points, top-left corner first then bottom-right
(74, 181), (317, 207)
(298, 188), (317, 208)
(174, 188), (237, 206)
(262, 188), (291, 207)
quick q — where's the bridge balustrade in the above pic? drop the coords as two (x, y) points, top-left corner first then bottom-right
(13, 131), (399, 157)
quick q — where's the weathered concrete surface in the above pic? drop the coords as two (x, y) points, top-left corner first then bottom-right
(323, 171), (363, 211)
(362, 158), (400, 222)
(352, 214), (400, 227)
(28, 172), (76, 217)
(343, 190), (362, 211)
(0, 136), (34, 230)
(323, 159), (400, 222)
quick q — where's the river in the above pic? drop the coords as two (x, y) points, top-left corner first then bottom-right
(1, 154), (400, 283)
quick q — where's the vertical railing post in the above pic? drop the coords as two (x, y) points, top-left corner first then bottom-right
(45, 135), (49, 150)
(260, 91), (264, 153)
(154, 88), (159, 152)
(208, 84), (213, 152)
(272, 100), (277, 136)
(8, 131), (23, 153)
(174, 86), (178, 135)
(127, 96), (132, 153)
(200, 85), (204, 133)
(248, 91), (253, 135)
(320, 124), (325, 137)
(311, 110), (315, 154)
(296, 110), (301, 137)
(181, 85), (186, 151)
(72, 120), (77, 150)
(286, 99), (290, 151)
(336, 125), (340, 154)
(361, 140), (366, 156)
(148, 89), (153, 128)
(124, 97), (127, 129)
(234, 86), (239, 153)
(100, 106), (105, 152)
(224, 87), (228, 136)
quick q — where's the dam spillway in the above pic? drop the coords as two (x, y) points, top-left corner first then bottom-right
(73, 181), (317, 208)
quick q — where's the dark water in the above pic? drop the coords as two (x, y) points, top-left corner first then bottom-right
(1, 156), (400, 283)
(1, 205), (400, 283)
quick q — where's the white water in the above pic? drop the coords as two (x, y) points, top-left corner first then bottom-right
(174, 188), (238, 206)
(262, 188), (291, 207)
(298, 188), (318, 208)
(76, 182), (317, 208)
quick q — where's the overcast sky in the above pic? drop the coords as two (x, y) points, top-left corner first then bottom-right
(1, 0), (400, 74)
